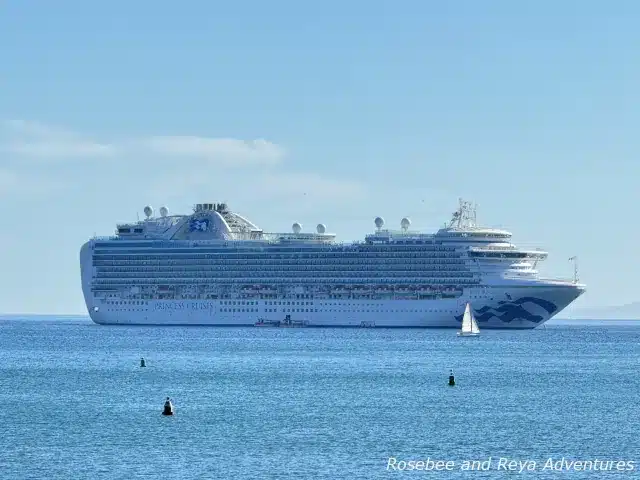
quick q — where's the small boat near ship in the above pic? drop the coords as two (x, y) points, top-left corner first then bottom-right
(254, 319), (281, 327)
(254, 314), (309, 328)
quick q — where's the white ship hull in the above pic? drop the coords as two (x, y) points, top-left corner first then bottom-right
(83, 283), (584, 329)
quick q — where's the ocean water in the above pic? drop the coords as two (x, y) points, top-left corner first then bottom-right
(0, 317), (638, 479)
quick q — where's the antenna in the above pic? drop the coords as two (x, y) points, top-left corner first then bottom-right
(568, 256), (578, 283)
(448, 198), (477, 228)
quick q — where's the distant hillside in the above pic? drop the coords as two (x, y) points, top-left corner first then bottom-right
(560, 302), (640, 320)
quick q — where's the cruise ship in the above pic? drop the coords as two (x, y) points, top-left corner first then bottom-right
(79, 200), (585, 328)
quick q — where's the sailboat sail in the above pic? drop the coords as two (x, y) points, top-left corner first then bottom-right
(461, 303), (473, 333)
(459, 302), (480, 336)
(470, 311), (480, 334)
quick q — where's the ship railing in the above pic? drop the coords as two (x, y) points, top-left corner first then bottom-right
(536, 277), (582, 285)
(469, 244), (547, 252)
(92, 242), (383, 253)
(91, 236), (467, 251)
(91, 276), (480, 284)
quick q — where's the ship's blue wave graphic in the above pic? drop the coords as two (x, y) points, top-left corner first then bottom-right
(455, 297), (558, 324)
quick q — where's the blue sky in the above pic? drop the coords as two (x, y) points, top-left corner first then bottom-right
(1, 0), (638, 314)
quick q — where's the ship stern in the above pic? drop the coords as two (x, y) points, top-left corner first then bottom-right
(79, 240), (101, 324)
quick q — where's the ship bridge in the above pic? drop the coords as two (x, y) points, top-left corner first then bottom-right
(435, 227), (512, 242)
(434, 199), (513, 244)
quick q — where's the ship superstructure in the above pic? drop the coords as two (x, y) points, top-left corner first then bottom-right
(79, 200), (585, 328)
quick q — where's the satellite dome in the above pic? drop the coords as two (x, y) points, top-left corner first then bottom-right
(401, 217), (411, 230)
(292, 222), (302, 234)
(316, 223), (326, 234)
(143, 206), (153, 218)
(374, 216), (385, 229)
(159, 206), (169, 217)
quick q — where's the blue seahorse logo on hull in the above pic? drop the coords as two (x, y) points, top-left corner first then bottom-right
(455, 297), (558, 324)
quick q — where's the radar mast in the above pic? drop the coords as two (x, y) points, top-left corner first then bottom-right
(447, 198), (477, 229)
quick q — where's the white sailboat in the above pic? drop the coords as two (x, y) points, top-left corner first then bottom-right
(457, 302), (480, 337)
